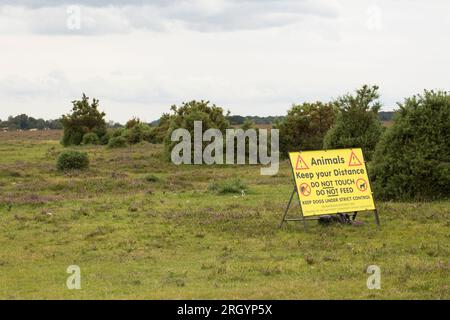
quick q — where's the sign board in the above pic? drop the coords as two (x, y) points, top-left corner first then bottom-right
(288, 148), (376, 217)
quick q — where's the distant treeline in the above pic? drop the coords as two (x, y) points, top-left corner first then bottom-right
(227, 111), (395, 125)
(0, 114), (122, 130)
(1, 111), (396, 130)
(378, 111), (396, 121)
(0, 114), (62, 130)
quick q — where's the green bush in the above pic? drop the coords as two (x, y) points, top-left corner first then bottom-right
(107, 136), (127, 148)
(111, 128), (124, 138)
(152, 113), (172, 143)
(57, 151), (89, 171)
(164, 100), (230, 161)
(371, 90), (450, 200)
(82, 132), (100, 145)
(208, 178), (247, 194)
(99, 131), (111, 145)
(125, 117), (141, 129)
(277, 102), (335, 156)
(323, 85), (383, 160)
(123, 122), (154, 144)
(61, 129), (83, 147)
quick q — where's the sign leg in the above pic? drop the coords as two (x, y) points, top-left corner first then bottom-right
(374, 209), (381, 227)
(279, 187), (296, 228)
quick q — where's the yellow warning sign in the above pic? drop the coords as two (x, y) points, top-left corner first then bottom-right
(288, 148), (376, 217)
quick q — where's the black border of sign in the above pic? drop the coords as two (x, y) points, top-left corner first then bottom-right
(280, 148), (380, 229)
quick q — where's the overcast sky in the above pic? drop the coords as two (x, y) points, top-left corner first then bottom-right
(0, 0), (449, 122)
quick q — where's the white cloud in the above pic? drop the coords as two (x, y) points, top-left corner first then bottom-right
(0, 0), (449, 122)
(0, 0), (338, 34)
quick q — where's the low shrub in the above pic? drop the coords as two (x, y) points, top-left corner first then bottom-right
(57, 151), (89, 171)
(107, 136), (127, 148)
(208, 178), (248, 194)
(111, 128), (125, 138)
(82, 132), (100, 145)
(122, 123), (154, 144)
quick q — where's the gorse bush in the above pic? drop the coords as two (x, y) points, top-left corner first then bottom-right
(125, 117), (141, 129)
(324, 85), (383, 160)
(151, 114), (172, 144)
(99, 131), (111, 145)
(277, 102), (335, 156)
(371, 90), (450, 200)
(208, 178), (247, 194)
(107, 136), (127, 148)
(111, 127), (125, 138)
(164, 100), (230, 161)
(57, 151), (89, 171)
(101, 118), (160, 146)
(82, 132), (100, 145)
(61, 94), (107, 146)
(123, 122), (155, 144)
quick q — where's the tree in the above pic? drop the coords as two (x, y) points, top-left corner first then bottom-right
(277, 102), (336, 156)
(61, 94), (107, 146)
(323, 85), (383, 159)
(371, 90), (450, 200)
(15, 114), (29, 130)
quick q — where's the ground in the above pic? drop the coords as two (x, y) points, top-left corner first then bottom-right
(0, 131), (448, 299)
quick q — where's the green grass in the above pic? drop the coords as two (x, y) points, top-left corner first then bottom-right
(0, 131), (448, 299)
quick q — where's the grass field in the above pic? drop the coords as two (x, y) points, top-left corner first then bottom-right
(0, 131), (448, 299)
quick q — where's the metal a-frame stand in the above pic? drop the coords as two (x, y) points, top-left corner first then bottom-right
(279, 185), (381, 229)
(279, 186), (306, 229)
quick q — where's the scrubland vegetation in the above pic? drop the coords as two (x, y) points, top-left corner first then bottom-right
(0, 85), (448, 299)
(0, 131), (448, 299)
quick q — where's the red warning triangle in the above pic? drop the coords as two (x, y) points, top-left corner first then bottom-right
(295, 155), (309, 170)
(348, 151), (363, 166)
